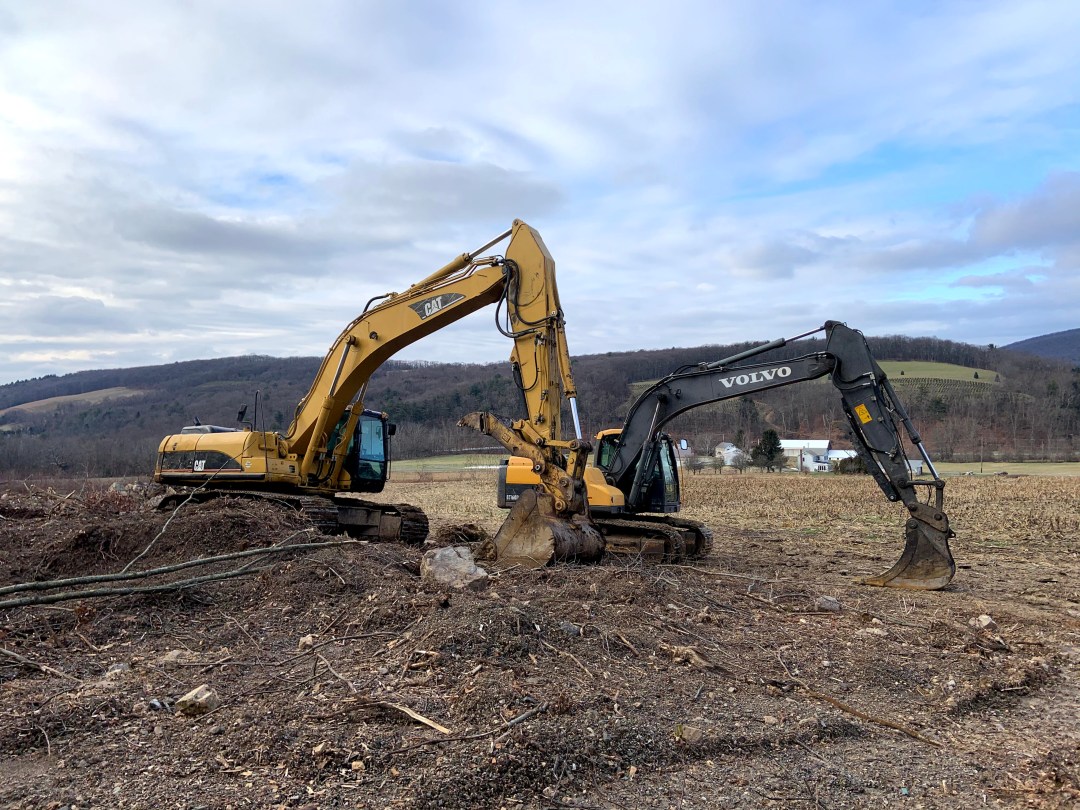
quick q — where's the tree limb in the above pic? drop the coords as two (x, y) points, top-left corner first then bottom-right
(0, 533), (357, 597)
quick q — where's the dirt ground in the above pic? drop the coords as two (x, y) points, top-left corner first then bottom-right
(1, 473), (1078, 809)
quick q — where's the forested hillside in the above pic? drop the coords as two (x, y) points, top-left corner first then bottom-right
(1, 332), (1078, 478)
(1005, 327), (1080, 364)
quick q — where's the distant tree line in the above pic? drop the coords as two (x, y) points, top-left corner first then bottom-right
(1, 333), (1078, 480)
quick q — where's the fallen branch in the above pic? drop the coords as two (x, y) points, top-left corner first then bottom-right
(798, 683), (942, 747)
(786, 673), (942, 747)
(34, 488), (82, 507)
(121, 481), (217, 572)
(0, 535), (357, 597)
(541, 639), (593, 678)
(390, 702), (549, 753)
(774, 651), (940, 746)
(672, 564), (868, 590)
(659, 641), (732, 674)
(316, 653), (358, 694)
(614, 632), (639, 656)
(0, 646), (82, 682)
(0, 563), (274, 610)
(379, 701), (451, 734)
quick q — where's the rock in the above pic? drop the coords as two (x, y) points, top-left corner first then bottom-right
(559, 621), (582, 637)
(763, 715), (781, 726)
(297, 634), (316, 651)
(157, 649), (195, 670)
(854, 627), (889, 638)
(675, 724), (706, 743)
(104, 663), (131, 679)
(815, 595), (841, 612)
(175, 684), (220, 716)
(420, 546), (490, 591)
(969, 614), (998, 631)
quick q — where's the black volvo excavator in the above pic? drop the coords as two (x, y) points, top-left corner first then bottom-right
(498, 321), (956, 590)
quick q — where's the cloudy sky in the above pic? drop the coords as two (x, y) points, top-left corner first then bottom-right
(2, 1), (1079, 385)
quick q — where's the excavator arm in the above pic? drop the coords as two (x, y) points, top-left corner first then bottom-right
(155, 220), (602, 561)
(594, 321), (955, 589)
(285, 220), (579, 482)
(819, 324), (954, 589)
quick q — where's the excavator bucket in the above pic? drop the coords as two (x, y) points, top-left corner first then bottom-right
(492, 488), (605, 568)
(863, 504), (956, 590)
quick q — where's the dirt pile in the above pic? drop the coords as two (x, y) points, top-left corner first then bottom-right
(1, 477), (1079, 808)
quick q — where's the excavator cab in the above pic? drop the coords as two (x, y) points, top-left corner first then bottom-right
(655, 438), (681, 511)
(594, 430), (680, 514)
(499, 429), (683, 519)
(637, 434), (681, 513)
(331, 409), (393, 494)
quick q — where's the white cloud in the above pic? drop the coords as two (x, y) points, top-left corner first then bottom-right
(1, 1), (1079, 383)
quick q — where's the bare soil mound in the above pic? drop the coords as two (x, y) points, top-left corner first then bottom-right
(1, 475), (1079, 809)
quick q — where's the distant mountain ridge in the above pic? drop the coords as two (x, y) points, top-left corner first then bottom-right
(1004, 328), (1080, 365)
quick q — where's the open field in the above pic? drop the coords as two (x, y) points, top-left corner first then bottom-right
(1, 474), (1079, 808)
(934, 461), (1080, 477)
(0, 387), (144, 417)
(391, 454), (504, 474)
(877, 360), (997, 381)
(387, 458), (1080, 482)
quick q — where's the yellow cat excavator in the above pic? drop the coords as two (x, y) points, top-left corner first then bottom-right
(498, 321), (957, 590)
(154, 220), (602, 566)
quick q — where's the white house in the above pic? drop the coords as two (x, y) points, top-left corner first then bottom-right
(828, 449), (859, 465)
(779, 439), (832, 472)
(713, 441), (747, 465)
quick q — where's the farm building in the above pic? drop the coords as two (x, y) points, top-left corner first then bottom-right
(779, 438), (924, 474)
(713, 441), (747, 465)
(780, 439), (832, 472)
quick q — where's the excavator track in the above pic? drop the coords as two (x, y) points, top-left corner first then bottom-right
(154, 489), (429, 544)
(291, 495), (343, 534)
(630, 515), (714, 556)
(592, 515), (712, 563)
(387, 502), (430, 546)
(333, 495), (430, 544)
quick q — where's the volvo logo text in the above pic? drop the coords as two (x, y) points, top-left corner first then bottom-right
(718, 366), (791, 388)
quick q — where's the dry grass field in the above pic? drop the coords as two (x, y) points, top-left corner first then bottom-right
(1, 472), (1078, 808)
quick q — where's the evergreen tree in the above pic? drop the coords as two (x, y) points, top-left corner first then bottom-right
(751, 429), (784, 472)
